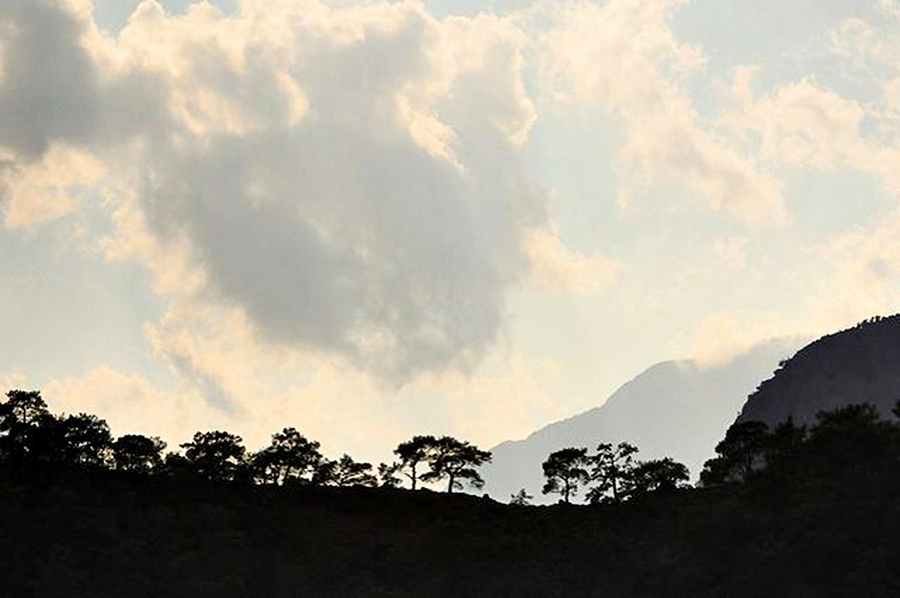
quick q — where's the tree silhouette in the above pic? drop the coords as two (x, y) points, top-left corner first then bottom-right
(700, 421), (769, 485)
(420, 436), (491, 493)
(509, 488), (533, 505)
(807, 403), (896, 471)
(161, 451), (196, 479)
(698, 455), (729, 487)
(377, 462), (402, 487)
(394, 435), (437, 490)
(112, 434), (166, 474)
(627, 458), (689, 498)
(541, 447), (590, 504)
(587, 442), (638, 504)
(0, 389), (50, 466)
(1, 389), (48, 427)
(763, 417), (807, 471)
(311, 459), (336, 486)
(55, 413), (113, 468)
(313, 454), (378, 487)
(251, 427), (321, 485)
(180, 431), (247, 482)
(812, 403), (883, 439)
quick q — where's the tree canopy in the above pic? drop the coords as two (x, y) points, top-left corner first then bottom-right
(627, 458), (690, 497)
(0, 389), (50, 466)
(420, 436), (492, 493)
(542, 447), (590, 504)
(113, 435), (166, 474)
(394, 435), (437, 490)
(180, 431), (247, 482)
(314, 454), (378, 487)
(587, 442), (638, 504)
(251, 427), (322, 485)
(700, 421), (770, 486)
(543, 443), (689, 504)
(54, 413), (113, 468)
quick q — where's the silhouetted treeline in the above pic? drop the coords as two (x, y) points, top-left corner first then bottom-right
(541, 442), (689, 504)
(700, 402), (900, 486)
(0, 389), (491, 493)
(6, 388), (900, 596)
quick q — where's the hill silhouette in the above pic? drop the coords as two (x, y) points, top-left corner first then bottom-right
(5, 417), (900, 598)
(482, 338), (801, 502)
(8, 321), (900, 595)
(738, 315), (900, 426)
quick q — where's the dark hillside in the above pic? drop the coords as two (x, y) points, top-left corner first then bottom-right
(738, 315), (900, 426)
(6, 321), (900, 597)
(3, 458), (900, 598)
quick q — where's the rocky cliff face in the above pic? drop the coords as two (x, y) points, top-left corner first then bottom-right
(481, 338), (801, 503)
(737, 315), (900, 427)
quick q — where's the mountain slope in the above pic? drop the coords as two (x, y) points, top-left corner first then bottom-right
(737, 315), (900, 427)
(482, 338), (801, 503)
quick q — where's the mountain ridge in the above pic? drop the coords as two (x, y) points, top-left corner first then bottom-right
(737, 314), (900, 427)
(482, 337), (803, 503)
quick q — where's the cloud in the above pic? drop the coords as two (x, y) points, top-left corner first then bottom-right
(92, 297), (565, 459)
(42, 366), (194, 439)
(688, 310), (790, 366)
(0, 0), (101, 158)
(541, 0), (786, 225)
(829, 6), (900, 70)
(2, 144), (106, 228)
(724, 70), (870, 169)
(0, 0), (582, 384)
(721, 65), (900, 200)
(689, 204), (900, 368)
(712, 236), (749, 270)
(0, 369), (29, 393)
(143, 299), (311, 413)
(806, 209), (900, 330)
(130, 2), (545, 380)
(523, 224), (620, 293)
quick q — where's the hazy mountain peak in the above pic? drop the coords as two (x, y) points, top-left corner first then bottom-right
(482, 337), (802, 503)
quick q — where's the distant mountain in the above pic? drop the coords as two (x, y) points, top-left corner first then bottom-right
(482, 338), (802, 503)
(737, 315), (900, 427)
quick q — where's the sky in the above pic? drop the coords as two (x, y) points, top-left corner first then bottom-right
(3, 0), (900, 465)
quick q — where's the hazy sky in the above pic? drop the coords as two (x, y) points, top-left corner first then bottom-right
(3, 0), (900, 463)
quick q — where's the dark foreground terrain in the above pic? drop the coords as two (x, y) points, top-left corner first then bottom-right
(2, 450), (900, 598)
(8, 319), (900, 597)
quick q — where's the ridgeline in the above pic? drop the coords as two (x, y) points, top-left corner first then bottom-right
(6, 316), (900, 596)
(3, 404), (900, 597)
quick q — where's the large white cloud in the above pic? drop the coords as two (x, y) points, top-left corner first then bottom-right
(19, 0), (900, 460)
(0, 0), (574, 383)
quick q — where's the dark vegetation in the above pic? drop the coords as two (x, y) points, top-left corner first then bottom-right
(0, 390), (491, 493)
(5, 316), (900, 597)
(4, 392), (900, 596)
(540, 442), (689, 504)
